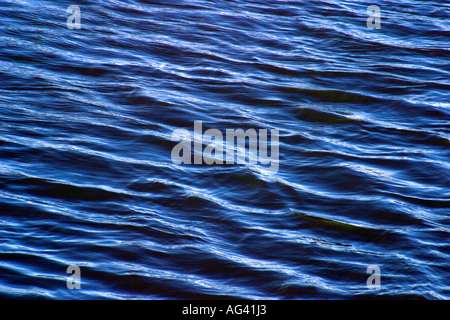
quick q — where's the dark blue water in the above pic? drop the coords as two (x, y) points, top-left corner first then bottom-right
(0, 0), (449, 299)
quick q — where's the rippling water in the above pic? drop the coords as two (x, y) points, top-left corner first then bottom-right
(0, 0), (449, 299)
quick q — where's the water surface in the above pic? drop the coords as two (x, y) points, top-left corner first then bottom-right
(0, 0), (449, 299)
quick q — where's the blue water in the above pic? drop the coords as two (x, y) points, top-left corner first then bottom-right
(0, 0), (449, 299)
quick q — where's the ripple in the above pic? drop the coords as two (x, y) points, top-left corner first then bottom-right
(0, 0), (448, 299)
